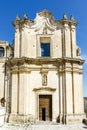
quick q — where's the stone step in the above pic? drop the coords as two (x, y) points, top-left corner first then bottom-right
(35, 121), (59, 125)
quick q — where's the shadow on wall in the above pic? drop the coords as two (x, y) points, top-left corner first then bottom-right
(84, 108), (87, 118)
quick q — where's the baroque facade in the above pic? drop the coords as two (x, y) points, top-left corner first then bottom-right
(0, 10), (85, 124)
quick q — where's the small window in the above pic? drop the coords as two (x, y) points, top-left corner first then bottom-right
(41, 43), (50, 57)
(0, 47), (4, 57)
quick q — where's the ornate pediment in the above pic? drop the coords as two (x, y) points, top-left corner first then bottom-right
(38, 10), (53, 18)
(30, 10), (61, 33)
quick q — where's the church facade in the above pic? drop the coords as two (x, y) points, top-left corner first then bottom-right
(0, 10), (85, 124)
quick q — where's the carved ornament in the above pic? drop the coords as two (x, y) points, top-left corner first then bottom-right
(33, 87), (56, 92)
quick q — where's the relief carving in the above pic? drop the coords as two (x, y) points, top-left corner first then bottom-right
(77, 47), (81, 56)
(42, 74), (47, 86)
(43, 26), (47, 34)
(40, 67), (49, 86)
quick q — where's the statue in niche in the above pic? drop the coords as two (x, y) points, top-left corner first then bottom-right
(43, 22), (47, 34)
(42, 74), (47, 86)
(43, 26), (47, 34)
(77, 47), (81, 56)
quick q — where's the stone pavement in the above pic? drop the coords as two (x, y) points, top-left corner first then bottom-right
(0, 123), (87, 130)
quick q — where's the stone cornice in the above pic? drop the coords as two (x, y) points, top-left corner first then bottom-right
(56, 19), (78, 27)
(60, 57), (85, 65)
(33, 87), (56, 92)
(13, 10), (78, 29)
(13, 19), (77, 29)
(58, 68), (83, 74)
(6, 57), (84, 66)
(5, 57), (84, 74)
(12, 19), (34, 27)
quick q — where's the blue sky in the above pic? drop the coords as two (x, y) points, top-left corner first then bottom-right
(0, 0), (87, 97)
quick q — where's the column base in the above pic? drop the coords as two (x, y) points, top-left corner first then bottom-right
(65, 113), (86, 124)
(5, 114), (36, 124)
(58, 113), (86, 124)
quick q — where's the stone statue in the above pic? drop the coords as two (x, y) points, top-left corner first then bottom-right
(77, 47), (81, 56)
(63, 13), (68, 20)
(23, 13), (28, 20)
(70, 15), (75, 21)
(42, 74), (47, 86)
(16, 15), (20, 21)
(43, 27), (47, 34)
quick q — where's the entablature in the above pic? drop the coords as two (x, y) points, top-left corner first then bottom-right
(6, 57), (84, 66)
(6, 57), (84, 74)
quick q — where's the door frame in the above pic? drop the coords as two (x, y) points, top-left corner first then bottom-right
(39, 94), (52, 121)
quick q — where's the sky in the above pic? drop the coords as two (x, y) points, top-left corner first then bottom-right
(0, 0), (87, 97)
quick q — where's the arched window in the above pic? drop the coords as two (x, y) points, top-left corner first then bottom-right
(0, 47), (4, 57)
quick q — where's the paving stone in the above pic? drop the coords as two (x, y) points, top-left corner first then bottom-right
(0, 123), (87, 130)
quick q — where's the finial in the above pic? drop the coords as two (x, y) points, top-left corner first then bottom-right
(23, 13), (28, 20)
(16, 15), (20, 21)
(63, 13), (68, 20)
(70, 15), (75, 21)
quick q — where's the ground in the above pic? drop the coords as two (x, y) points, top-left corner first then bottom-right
(0, 123), (87, 130)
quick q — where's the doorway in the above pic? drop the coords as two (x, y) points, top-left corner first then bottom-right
(39, 95), (52, 121)
(42, 108), (46, 121)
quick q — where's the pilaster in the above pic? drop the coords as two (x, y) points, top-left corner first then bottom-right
(64, 24), (71, 57)
(14, 25), (21, 58)
(70, 25), (76, 58)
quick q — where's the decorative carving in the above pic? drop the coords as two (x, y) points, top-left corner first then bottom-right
(42, 74), (47, 86)
(70, 15), (75, 21)
(77, 47), (81, 56)
(40, 67), (49, 86)
(33, 87), (56, 92)
(43, 24), (47, 34)
(23, 13), (28, 20)
(16, 15), (20, 21)
(38, 10), (52, 18)
(63, 13), (68, 20)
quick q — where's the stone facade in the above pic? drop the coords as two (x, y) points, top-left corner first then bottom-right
(0, 10), (86, 124)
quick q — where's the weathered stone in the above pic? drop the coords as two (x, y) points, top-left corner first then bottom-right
(0, 10), (85, 124)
